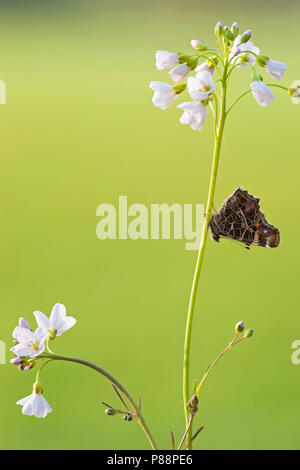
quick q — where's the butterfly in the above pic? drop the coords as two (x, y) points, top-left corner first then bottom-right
(209, 187), (280, 249)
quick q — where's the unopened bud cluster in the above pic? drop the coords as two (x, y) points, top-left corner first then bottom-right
(235, 321), (254, 339)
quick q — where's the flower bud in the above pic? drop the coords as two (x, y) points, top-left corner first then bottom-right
(191, 39), (207, 51)
(105, 408), (117, 416)
(231, 22), (239, 37)
(187, 395), (198, 413)
(235, 321), (245, 333)
(244, 328), (254, 338)
(240, 30), (252, 43)
(10, 357), (23, 365)
(215, 21), (223, 37)
(224, 29), (234, 41)
(123, 414), (133, 421)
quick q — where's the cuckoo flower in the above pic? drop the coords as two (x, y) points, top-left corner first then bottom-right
(11, 326), (46, 358)
(230, 34), (260, 67)
(155, 50), (179, 70)
(257, 56), (287, 81)
(169, 64), (191, 83)
(289, 80), (300, 104)
(187, 71), (216, 101)
(177, 101), (207, 131)
(250, 80), (275, 107)
(17, 383), (52, 418)
(149, 81), (177, 110)
(33, 303), (76, 339)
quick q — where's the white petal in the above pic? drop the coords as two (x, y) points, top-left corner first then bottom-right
(50, 303), (66, 326)
(251, 81), (275, 107)
(33, 394), (52, 418)
(18, 318), (31, 330)
(265, 60), (286, 81)
(57, 316), (76, 335)
(11, 343), (32, 357)
(50, 304), (69, 333)
(195, 62), (214, 75)
(177, 101), (202, 111)
(152, 91), (176, 110)
(177, 101), (207, 131)
(17, 394), (34, 416)
(155, 51), (178, 70)
(149, 81), (173, 92)
(33, 311), (51, 332)
(169, 64), (190, 83)
(12, 326), (33, 342)
(17, 394), (32, 406)
(187, 76), (213, 101)
(191, 40), (201, 50)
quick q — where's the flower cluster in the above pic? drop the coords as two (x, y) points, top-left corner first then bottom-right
(150, 21), (298, 131)
(11, 303), (76, 418)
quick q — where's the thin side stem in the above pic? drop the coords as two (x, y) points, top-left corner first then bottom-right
(266, 84), (288, 91)
(196, 333), (237, 396)
(43, 352), (158, 450)
(182, 57), (229, 449)
(226, 89), (251, 115)
(178, 412), (194, 450)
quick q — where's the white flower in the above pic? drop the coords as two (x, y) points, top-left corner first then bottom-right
(17, 391), (53, 418)
(250, 80), (275, 107)
(11, 326), (46, 358)
(191, 39), (201, 50)
(149, 81), (177, 110)
(230, 35), (260, 67)
(264, 60), (286, 81)
(290, 80), (300, 104)
(155, 50), (179, 70)
(195, 62), (215, 75)
(190, 40), (206, 51)
(187, 72), (216, 101)
(33, 303), (76, 338)
(169, 64), (190, 83)
(177, 101), (207, 131)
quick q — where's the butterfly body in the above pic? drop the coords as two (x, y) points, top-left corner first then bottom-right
(209, 187), (280, 248)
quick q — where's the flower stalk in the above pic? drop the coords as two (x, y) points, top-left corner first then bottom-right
(183, 56), (229, 448)
(42, 352), (158, 449)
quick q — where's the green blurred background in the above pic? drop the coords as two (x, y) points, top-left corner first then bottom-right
(0, 0), (299, 450)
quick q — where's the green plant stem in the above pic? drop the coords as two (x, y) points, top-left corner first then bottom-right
(226, 89), (252, 115)
(183, 57), (229, 449)
(42, 352), (158, 450)
(266, 83), (288, 91)
(196, 333), (238, 397)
